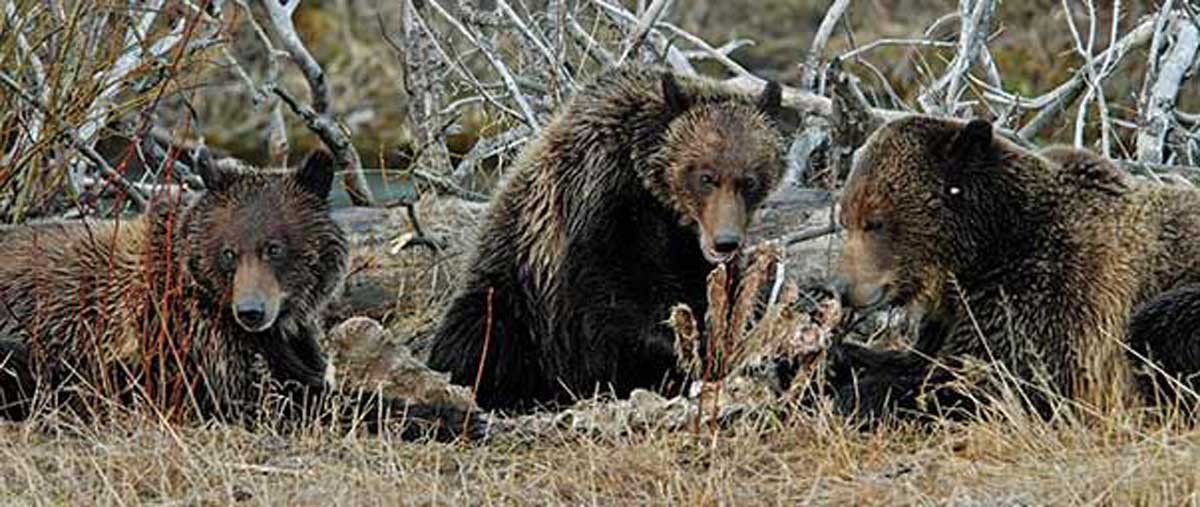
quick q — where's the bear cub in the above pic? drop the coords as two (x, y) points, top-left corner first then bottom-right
(427, 67), (787, 412)
(0, 149), (482, 441)
(827, 115), (1200, 423)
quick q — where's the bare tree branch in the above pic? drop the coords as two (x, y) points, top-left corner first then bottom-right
(802, 0), (851, 90)
(1138, 18), (1200, 164)
(679, 39), (755, 62)
(396, 0), (455, 179)
(617, 0), (672, 65)
(840, 38), (956, 61)
(427, 0), (542, 131)
(270, 83), (371, 203)
(496, 0), (576, 91)
(590, 0), (694, 74)
(0, 72), (149, 210)
(259, 0), (373, 205)
(986, 15), (1164, 140)
(828, 67), (881, 179)
(918, 0), (997, 114)
(260, 0), (329, 114)
(567, 13), (616, 66)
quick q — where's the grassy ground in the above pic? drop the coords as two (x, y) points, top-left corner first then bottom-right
(3, 404), (1199, 505)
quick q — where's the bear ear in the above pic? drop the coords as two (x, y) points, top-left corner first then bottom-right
(661, 73), (691, 117)
(943, 119), (994, 198)
(193, 145), (229, 193)
(294, 148), (336, 200)
(951, 119), (994, 160)
(756, 81), (783, 124)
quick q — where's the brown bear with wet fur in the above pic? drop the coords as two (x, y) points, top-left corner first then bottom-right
(827, 115), (1200, 421)
(426, 66), (786, 412)
(0, 149), (481, 441)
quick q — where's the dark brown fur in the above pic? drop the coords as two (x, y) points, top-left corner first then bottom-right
(1127, 284), (1200, 406)
(0, 150), (480, 441)
(426, 66), (786, 412)
(828, 116), (1200, 421)
(1038, 144), (1136, 197)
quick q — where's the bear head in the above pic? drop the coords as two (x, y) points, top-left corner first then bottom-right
(657, 75), (786, 264)
(831, 115), (1026, 317)
(186, 148), (349, 335)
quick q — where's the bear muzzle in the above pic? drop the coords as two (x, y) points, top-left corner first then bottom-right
(696, 190), (748, 264)
(232, 294), (282, 333)
(829, 274), (889, 311)
(234, 298), (268, 331)
(231, 259), (287, 333)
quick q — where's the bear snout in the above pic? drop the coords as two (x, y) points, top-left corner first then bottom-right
(829, 274), (887, 310)
(234, 298), (268, 331)
(712, 231), (742, 254)
(697, 191), (748, 264)
(231, 292), (283, 333)
(697, 229), (740, 264)
(231, 260), (285, 333)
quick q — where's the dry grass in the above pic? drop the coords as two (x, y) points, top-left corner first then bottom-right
(2, 399), (1200, 505)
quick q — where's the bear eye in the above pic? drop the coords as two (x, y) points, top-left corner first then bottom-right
(218, 248), (237, 270)
(741, 177), (758, 194)
(863, 218), (884, 232)
(697, 172), (717, 192)
(264, 241), (285, 260)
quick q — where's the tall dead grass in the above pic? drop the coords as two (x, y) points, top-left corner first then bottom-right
(2, 383), (1200, 505)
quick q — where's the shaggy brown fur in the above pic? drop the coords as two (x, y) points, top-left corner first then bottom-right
(1038, 145), (1136, 198)
(426, 66), (786, 412)
(0, 150), (481, 441)
(828, 115), (1200, 421)
(1127, 284), (1200, 406)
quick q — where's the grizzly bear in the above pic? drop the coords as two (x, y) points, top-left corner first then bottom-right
(827, 115), (1200, 422)
(0, 149), (481, 441)
(426, 66), (786, 412)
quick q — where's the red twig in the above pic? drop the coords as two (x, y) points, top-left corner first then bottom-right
(465, 286), (496, 439)
(471, 287), (496, 398)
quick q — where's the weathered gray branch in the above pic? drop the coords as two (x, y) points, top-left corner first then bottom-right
(617, 0), (672, 64)
(840, 38), (956, 62)
(917, 0), (997, 114)
(567, 13), (616, 66)
(679, 39), (754, 62)
(427, 0), (542, 131)
(270, 84), (372, 205)
(990, 15), (1164, 140)
(260, 0), (373, 205)
(496, 0), (575, 91)
(1137, 19), (1199, 164)
(260, 0), (329, 114)
(802, 0), (851, 90)
(590, 0), (695, 74)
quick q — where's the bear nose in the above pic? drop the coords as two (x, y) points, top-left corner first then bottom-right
(713, 233), (742, 254)
(235, 300), (266, 328)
